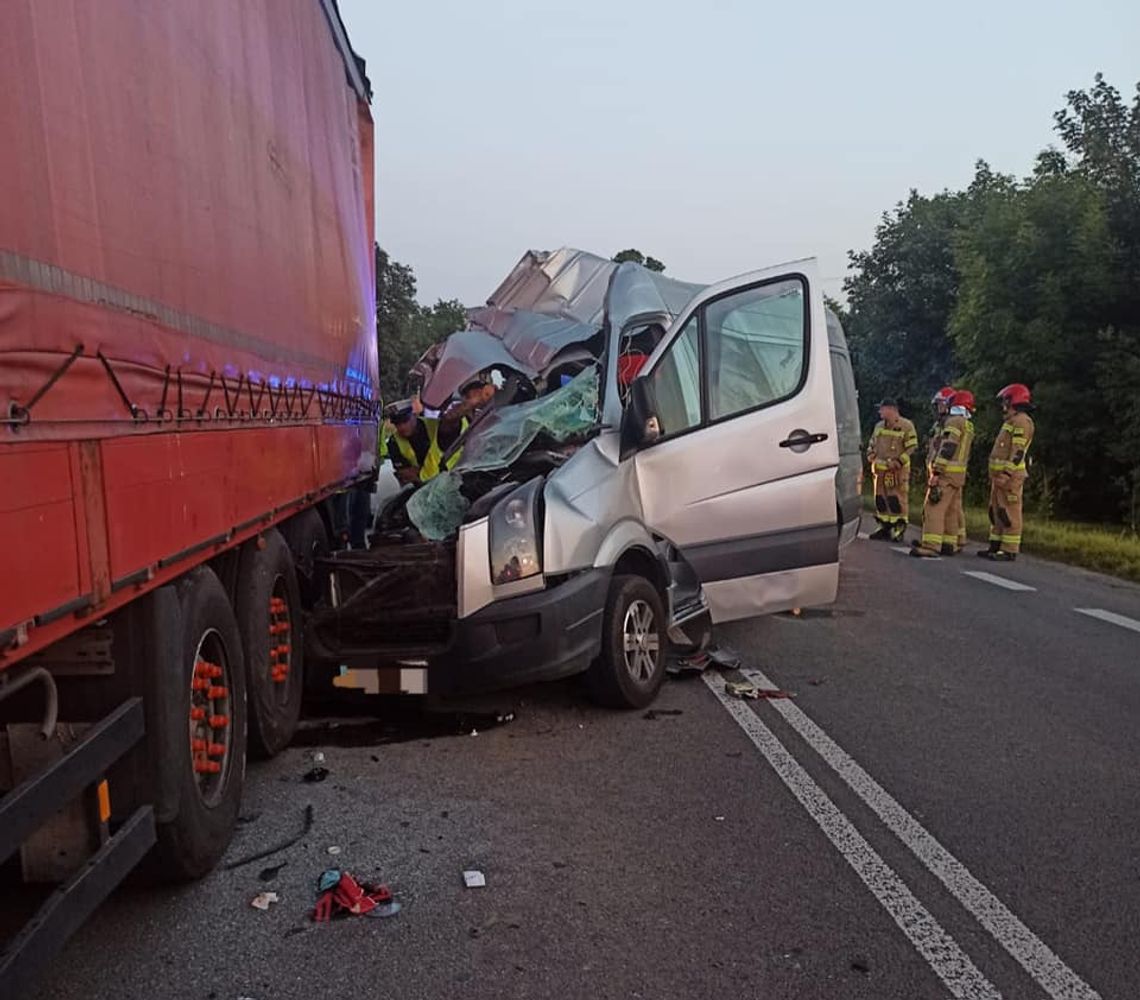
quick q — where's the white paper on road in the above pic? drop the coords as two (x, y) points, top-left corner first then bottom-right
(738, 667), (1102, 1000)
(701, 673), (1003, 1000)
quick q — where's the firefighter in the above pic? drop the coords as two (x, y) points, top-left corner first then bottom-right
(979, 383), (1035, 561)
(911, 389), (975, 557)
(924, 386), (969, 553)
(866, 398), (919, 541)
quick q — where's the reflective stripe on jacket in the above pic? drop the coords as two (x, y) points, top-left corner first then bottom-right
(867, 417), (919, 471)
(988, 411), (1034, 475)
(932, 414), (974, 486)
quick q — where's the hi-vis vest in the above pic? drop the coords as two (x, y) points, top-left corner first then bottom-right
(391, 417), (464, 482)
(988, 411), (1034, 477)
(932, 413), (974, 487)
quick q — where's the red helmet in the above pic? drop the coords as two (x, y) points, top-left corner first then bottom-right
(931, 386), (956, 406)
(952, 389), (975, 412)
(997, 383), (1032, 407)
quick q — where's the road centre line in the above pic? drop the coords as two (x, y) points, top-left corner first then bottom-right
(701, 673), (1003, 1000)
(737, 667), (1102, 1000)
(1073, 608), (1140, 635)
(961, 571), (1037, 592)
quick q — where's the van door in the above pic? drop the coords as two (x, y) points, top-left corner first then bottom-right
(631, 259), (839, 622)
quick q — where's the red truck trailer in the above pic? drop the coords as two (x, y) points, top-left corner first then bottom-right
(0, 2), (377, 990)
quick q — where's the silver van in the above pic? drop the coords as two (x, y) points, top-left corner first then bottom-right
(309, 249), (859, 708)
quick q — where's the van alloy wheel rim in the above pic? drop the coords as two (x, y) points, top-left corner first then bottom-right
(188, 628), (232, 806)
(622, 599), (659, 683)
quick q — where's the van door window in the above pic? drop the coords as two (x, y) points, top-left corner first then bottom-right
(646, 315), (701, 438)
(704, 279), (807, 421)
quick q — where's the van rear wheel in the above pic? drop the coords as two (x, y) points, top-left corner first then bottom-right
(587, 574), (666, 709)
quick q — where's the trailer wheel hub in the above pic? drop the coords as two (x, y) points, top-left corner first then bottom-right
(188, 628), (231, 805)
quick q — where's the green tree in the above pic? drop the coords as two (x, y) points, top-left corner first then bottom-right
(950, 165), (1115, 515)
(375, 246), (467, 403)
(842, 188), (971, 428)
(613, 249), (666, 272)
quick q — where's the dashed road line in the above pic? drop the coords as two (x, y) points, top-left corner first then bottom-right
(1073, 608), (1140, 634)
(702, 673), (1004, 1000)
(961, 571), (1036, 592)
(738, 667), (1102, 1000)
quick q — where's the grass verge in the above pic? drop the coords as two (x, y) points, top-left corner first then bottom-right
(862, 490), (1140, 584)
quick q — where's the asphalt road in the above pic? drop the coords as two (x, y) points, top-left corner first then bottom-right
(27, 529), (1140, 999)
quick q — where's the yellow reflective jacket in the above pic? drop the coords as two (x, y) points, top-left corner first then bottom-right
(988, 411), (1034, 477)
(932, 413), (974, 487)
(867, 417), (919, 473)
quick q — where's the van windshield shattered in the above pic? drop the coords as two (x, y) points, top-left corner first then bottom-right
(407, 367), (600, 540)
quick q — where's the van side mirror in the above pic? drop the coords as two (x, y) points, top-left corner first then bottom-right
(620, 375), (661, 457)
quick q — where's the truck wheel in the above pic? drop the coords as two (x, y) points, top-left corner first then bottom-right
(236, 530), (304, 758)
(157, 567), (247, 880)
(281, 508), (329, 608)
(587, 574), (666, 709)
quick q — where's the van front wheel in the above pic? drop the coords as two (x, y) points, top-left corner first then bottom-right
(587, 574), (666, 709)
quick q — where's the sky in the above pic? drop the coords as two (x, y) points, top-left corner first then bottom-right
(337, 0), (1140, 307)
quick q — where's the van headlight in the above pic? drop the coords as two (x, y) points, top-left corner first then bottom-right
(489, 478), (542, 586)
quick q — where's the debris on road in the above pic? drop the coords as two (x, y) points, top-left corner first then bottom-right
(725, 681), (793, 700)
(715, 815), (726, 822)
(258, 862), (288, 882)
(302, 766), (330, 783)
(224, 804), (314, 870)
(313, 869), (397, 921)
(367, 901), (402, 919)
(808, 678), (826, 686)
(463, 869), (487, 888)
(706, 645), (743, 670)
(250, 891), (280, 911)
(327, 845), (342, 856)
(667, 651), (710, 676)
(642, 708), (684, 721)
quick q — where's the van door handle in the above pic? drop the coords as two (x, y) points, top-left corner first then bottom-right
(779, 429), (829, 452)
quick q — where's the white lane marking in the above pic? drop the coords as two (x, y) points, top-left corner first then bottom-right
(701, 673), (1003, 1000)
(742, 667), (1102, 1000)
(1074, 608), (1140, 635)
(961, 571), (1036, 592)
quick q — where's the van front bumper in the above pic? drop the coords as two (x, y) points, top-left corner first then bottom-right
(312, 567), (610, 696)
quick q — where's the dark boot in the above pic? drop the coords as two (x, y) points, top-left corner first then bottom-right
(977, 540), (1000, 557)
(868, 523), (891, 541)
(889, 522), (907, 542)
(990, 550), (1017, 562)
(940, 543), (957, 556)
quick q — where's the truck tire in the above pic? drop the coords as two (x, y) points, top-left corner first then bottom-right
(586, 574), (666, 709)
(155, 567), (247, 880)
(281, 508), (329, 608)
(236, 530), (304, 758)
